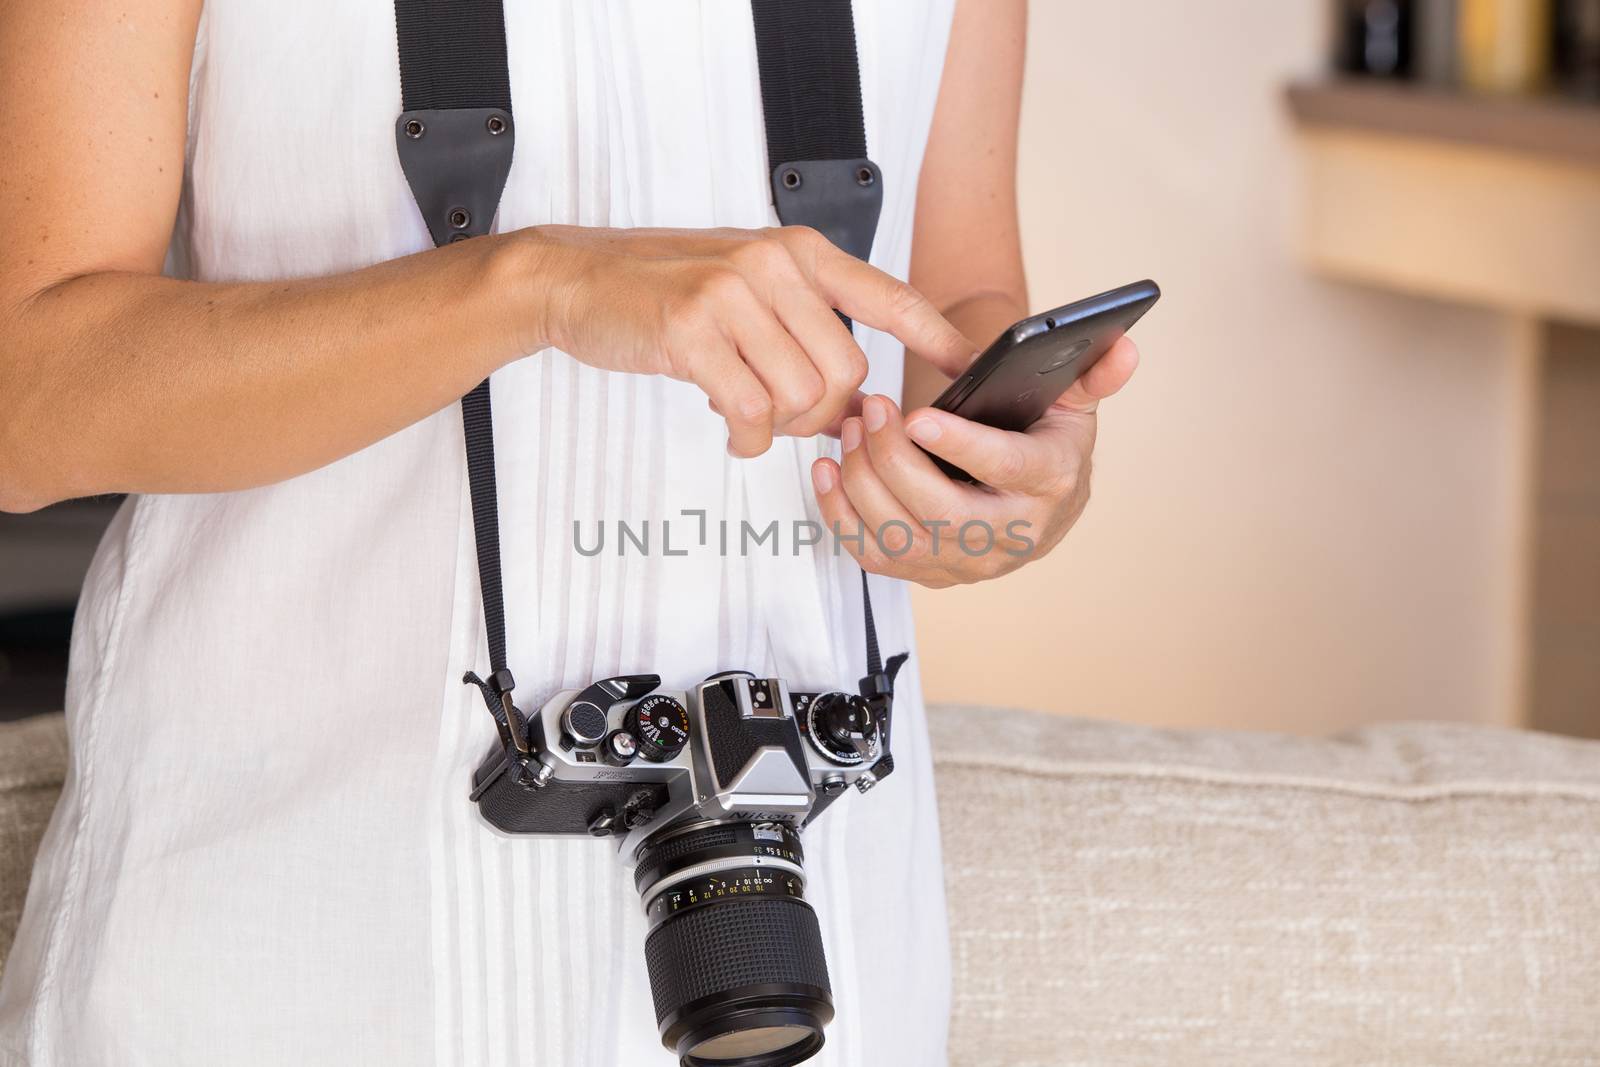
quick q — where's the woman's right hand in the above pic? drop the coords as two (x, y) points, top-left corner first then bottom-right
(527, 225), (975, 457)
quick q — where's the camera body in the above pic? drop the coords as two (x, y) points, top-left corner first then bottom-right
(468, 665), (902, 1067)
(471, 671), (887, 854)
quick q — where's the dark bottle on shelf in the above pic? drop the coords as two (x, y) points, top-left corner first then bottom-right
(1554, 0), (1600, 99)
(1336, 0), (1417, 77)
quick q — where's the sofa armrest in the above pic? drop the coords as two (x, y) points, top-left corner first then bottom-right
(0, 712), (68, 971)
(930, 704), (1600, 1067)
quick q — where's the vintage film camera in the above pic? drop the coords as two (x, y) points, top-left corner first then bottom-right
(467, 658), (905, 1067)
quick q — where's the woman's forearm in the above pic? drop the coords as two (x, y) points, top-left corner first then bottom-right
(0, 230), (550, 510)
(902, 0), (1028, 414)
(0, 221), (978, 513)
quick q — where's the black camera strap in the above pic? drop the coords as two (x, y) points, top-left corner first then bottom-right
(392, 0), (906, 766)
(749, 0), (908, 763)
(751, 0), (882, 271)
(392, 0), (523, 751)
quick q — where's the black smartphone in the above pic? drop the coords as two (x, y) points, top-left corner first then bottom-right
(924, 279), (1161, 483)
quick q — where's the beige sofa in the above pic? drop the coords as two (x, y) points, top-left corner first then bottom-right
(2, 707), (1598, 1065)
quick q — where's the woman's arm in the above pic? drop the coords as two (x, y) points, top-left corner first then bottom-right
(904, 0), (1031, 409)
(812, 0), (1140, 587)
(0, 0), (540, 507)
(0, 0), (971, 512)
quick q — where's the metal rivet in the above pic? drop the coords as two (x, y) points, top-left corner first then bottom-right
(449, 233), (470, 243)
(856, 166), (875, 187)
(486, 115), (507, 136)
(404, 119), (425, 140)
(781, 168), (802, 190)
(449, 208), (471, 230)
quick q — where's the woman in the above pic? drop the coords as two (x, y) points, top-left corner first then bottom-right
(0, 0), (1137, 1063)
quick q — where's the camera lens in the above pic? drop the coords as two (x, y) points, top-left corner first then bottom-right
(634, 822), (832, 1067)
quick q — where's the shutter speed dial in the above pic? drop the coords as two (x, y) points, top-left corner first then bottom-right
(629, 695), (690, 763)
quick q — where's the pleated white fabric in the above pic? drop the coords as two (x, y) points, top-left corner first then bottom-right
(0, 2), (956, 1065)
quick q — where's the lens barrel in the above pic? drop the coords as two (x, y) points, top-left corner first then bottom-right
(635, 823), (833, 1067)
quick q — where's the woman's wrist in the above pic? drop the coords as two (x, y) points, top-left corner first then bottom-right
(479, 225), (575, 363)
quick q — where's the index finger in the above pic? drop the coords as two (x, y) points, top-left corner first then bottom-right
(783, 231), (976, 377)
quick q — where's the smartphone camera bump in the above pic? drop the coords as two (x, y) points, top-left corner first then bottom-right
(1038, 338), (1093, 375)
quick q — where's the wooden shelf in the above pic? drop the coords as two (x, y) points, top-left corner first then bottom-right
(1289, 80), (1600, 734)
(1287, 77), (1600, 325)
(1287, 78), (1600, 168)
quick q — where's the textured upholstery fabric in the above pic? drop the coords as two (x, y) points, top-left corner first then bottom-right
(0, 717), (66, 968)
(929, 704), (1600, 1067)
(4, 709), (1600, 1066)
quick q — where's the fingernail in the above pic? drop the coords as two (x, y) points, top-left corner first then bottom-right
(842, 419), (862, 453)
(813, 463), (835, 494)
(906, 418), (941, 443)
(862, 396), (888, 433)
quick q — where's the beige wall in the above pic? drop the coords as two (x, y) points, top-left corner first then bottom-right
(911, 1), (1532, 733)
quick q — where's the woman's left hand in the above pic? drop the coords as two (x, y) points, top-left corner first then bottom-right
(810, 336), (1139, 588)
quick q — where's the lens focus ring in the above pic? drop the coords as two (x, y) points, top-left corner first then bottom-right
(645, 895), (832, 1063)
(645, 895), (831, 1019)
(635, 822), (832, 1066)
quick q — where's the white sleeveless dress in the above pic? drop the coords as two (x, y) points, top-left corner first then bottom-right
(0, 2), (955, 1065)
